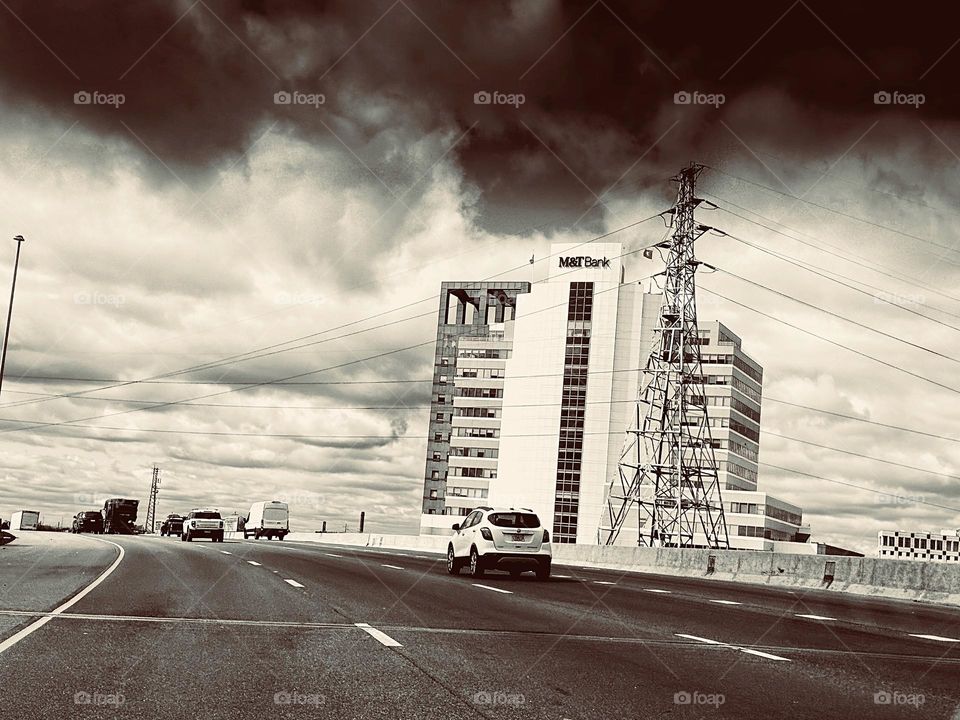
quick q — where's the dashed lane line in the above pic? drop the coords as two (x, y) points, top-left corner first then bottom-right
(473, 584), (513, 594)
(219, 551), (232, 555)
(246, 561), (262, 566)
(380, 564), (405, 570)
(355, 623), (403, 647)
(644, 588), (671, 594)
(675, 633), (791, 662)
(284, 579), (305, 588)
(709, 599), (742, 605)
(594, 581), (616, 585)
(324, 553), (344, 558)
(909, 634), (960, 643)
(796, 614), (836, 621)
(0, 537), (124, 656)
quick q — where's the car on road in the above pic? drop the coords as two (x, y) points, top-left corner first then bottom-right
(71, 510), (104, 534)
(243, 500), (289, 540)
(181, 509), (224, 542)
(159, 514), (184, 537)
(447, 506), (551, 580)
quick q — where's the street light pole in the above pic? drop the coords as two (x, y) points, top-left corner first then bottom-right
(0, 235), (25, 400)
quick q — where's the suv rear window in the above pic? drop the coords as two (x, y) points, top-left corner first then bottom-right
(193, 511), (221, 519)
(488, 512), (540, 529)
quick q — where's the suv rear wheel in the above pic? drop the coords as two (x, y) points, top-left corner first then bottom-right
(536, 561), (551, 581)
(469, 547), (484, 578)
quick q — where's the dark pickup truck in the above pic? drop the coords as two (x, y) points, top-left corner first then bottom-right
(71, 510), (104, 534)
(159, 514), (184, 537)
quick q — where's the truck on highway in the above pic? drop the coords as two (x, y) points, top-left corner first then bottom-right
(103, 499), (139, 534)
(243, 501), (289, 540)
(11, 510), (40, 531)
(181, 509), (224, 542)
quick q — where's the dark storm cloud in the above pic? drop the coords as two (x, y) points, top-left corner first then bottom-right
(4, 1), (960, 234)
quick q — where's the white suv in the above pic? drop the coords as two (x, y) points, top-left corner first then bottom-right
(181, 509), (224, 542)
(447, 507), (551, 580)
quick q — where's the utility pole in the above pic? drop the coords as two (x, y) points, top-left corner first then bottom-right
(0, 235), (26, 400)
(145, 466), (160, 534)
(601, 164), (729, 549)
(359, 511), (365, 533)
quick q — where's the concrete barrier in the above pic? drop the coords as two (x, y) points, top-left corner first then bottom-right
(550, 544), (960, 607)
(244, 532), (960, 607)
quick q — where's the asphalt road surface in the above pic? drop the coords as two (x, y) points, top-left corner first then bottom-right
(0, 534), (958, 719)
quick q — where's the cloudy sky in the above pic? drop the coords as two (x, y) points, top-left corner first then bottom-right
(0, 1), (957, 552)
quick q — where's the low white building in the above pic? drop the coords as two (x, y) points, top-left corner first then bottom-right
(878, 529), (960, 562)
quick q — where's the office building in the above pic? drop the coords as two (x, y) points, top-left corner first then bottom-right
(420, 244), (811, 552)
(878, 529), (960, 562)
(419, 282), (529, 536)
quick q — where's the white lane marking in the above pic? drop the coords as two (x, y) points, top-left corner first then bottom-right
(393, 553), (410, 557)
(594, 581), (616, 585)
(380, 564), (404, 570)
(0, 537), (124, 656)
(796, 614), (836, 621)
(553, 574), (572, 578)
(412, 555), (430, 559)
(284, 579), (305, 588)
(355, 622), (402, 647)
(324, 553), (344, 558)
(709, 599), (742, 605)
(676, 633), (726, 645)
(219, 551), (232, 555)
(740, 647), (791, 661)
(909, 633), (960, 643)
(473, 584), (513, 595)
(675, 633), (791, 662)
(644, 588), (671, 594)
(246, 561), (262, 566)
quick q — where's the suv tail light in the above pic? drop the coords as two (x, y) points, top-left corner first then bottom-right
(480, 528), (493, 541)
(542, 530), (550, 543)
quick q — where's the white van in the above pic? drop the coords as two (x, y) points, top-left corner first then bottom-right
(243, 501), (289, 540)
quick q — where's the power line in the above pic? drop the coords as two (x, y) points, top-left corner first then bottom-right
(698, 285), (960, 397)
(710, 264), (960, 366)
(712, 228), (960, 330)
(0, 266), (663, 437)
(1, 212), (668, 412)
(710, 167), (960, 262)
(706, 197), (960, 308)
(766, 431), (960, 482)
(759, 463), (960, 514)
(764, 397), (959, 445)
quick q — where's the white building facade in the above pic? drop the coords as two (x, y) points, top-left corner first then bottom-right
(878, 529), (960, 562)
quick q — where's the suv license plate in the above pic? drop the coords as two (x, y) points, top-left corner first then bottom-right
(512, 533), (524, 541)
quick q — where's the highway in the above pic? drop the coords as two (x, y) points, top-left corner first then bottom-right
(0, 534), (958, 719)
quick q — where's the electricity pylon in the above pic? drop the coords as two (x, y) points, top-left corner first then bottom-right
(145, 466), (161, 534)
(600, 163), (729, 548)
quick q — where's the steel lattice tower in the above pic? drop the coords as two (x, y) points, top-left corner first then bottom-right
(601, 163), (729, 548)
(145, 465), (160, 534)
